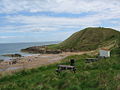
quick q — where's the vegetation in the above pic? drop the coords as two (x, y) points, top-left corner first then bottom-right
(56, 27), (120, 51)
(22, 27), (120, 53)
(0, 48), (120, 90)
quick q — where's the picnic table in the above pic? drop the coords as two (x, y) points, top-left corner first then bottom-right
(56, 65), (76, 73)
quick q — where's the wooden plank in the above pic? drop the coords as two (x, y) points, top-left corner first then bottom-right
(58, 65), (74, 68)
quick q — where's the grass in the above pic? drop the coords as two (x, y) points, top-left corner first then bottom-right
(56, 27), (120, 51)
(21, 27), (120, 53)
(0, 48), (120, 90)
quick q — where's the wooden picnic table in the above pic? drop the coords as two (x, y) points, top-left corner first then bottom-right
(56, 65), (76, 73)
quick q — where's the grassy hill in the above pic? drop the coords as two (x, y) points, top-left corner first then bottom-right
(0, 48), (120, 90)
(52, 27), (120, 51)
(21, 27), (120, 53)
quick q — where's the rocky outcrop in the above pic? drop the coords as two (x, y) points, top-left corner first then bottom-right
(3, 54), (22, 57)
(21, 46), (62, 54)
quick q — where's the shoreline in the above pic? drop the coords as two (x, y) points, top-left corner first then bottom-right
(0, 41), (61, 61)
(0, 51), (94, 74)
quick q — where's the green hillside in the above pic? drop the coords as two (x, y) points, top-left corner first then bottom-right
(21, 27), (120, 53)
(0, 48), (120, 90)
(55, 27), (120, 51)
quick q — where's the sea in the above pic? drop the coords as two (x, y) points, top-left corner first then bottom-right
(0, 41), (60, 61)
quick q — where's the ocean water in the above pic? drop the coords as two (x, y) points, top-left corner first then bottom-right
(0, 41), (60, 61)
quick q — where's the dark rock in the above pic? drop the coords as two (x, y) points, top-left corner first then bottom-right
(21, 46), (62, 54)
(0, 59), (4, 63)
(3, 54), (22, 57)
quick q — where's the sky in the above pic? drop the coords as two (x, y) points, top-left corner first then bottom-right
(0, 0), (120, 43)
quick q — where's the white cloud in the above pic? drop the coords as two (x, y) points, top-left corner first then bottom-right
(0, 11), (119, 34)
(0, 15), (97, 33)
(0, 24), (64, 33)
(0, 0), (120, 43)
(0, 0), (120, 14)
(0, 0), (120, 33)
(0, 36), (17, 39)
(6, 15), (101, 27)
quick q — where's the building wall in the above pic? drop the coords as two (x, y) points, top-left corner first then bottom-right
(99, 50), (110, 57)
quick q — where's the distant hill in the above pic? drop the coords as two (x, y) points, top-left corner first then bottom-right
(53, 27), (120, 51)
(21, 27), (120, 53)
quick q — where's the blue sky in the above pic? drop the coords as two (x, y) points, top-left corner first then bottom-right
(0, 0), (120, 43)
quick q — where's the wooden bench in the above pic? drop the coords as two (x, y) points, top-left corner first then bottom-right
(56, 65), (76, 73)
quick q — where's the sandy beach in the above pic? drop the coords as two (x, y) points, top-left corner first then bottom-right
(0, 51), (94, 73)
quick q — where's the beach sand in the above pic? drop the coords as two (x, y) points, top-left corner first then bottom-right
(0, 51), (94, 73)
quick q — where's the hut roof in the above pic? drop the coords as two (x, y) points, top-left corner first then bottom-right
(100, 48), (110, 51)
